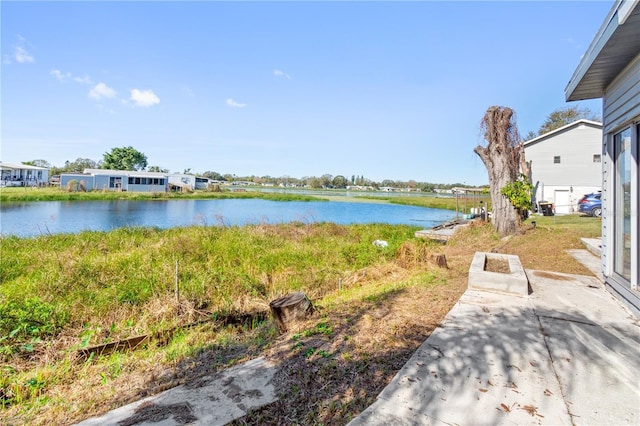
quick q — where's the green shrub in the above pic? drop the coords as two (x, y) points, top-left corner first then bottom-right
(0, 298), (68, 352)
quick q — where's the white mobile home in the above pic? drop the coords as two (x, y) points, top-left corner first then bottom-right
(523, 120), (603, 214)
(566, 0), (639, 315)
(0, 162), (49, 187)
(60, 169), (169, 192)
(59, 169), (212, 192)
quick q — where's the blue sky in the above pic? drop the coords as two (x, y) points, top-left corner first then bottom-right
(1, 1), (612, 185)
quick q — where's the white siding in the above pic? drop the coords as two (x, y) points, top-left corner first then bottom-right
(525, 121), (603, 212)
(525, 123), (603, 188)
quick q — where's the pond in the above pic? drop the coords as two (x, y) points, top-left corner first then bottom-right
(0, 199), (456, 238)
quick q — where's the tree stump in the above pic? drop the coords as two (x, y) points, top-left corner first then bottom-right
(269, 292), (314, 332)
(428, 253), (448, 269)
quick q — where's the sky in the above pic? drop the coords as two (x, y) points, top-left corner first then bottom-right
(1, 1), (612, 185)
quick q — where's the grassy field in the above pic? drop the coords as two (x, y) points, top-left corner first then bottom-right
(0, 214), (601, 425)
(357, 194), (491, 213)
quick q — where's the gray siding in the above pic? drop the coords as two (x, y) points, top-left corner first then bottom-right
(525, 124), (603, 187)
(602, 55), (640, 134)
(94, 175), (112, 190)
(601, 53), (640, 305)
(601, 54), (640, 261)
(60, 174), (95, 189)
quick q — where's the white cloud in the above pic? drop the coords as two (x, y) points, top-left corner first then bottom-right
(274, 69), (291, 79)
(50, 69), (94, 85)
(226, 98), (247, 108)
(130, 89), (160, 107)
(89, 82), (117, 100)
(50, 69), (70, 81)
(8, 36), (35, 64)
(74, 75), (93, 85)
(15, 46), (34, 63)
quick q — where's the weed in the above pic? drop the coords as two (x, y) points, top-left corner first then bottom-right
(0, 217), (601, 425)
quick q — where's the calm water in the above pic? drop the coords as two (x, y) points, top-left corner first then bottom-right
(0, 199), (455, 238)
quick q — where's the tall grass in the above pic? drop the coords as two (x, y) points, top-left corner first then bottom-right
(0, 215), (601, 423)
(0, 222), (448, 421)
(0, 222), (435, 354)
(0, 187), (323, 203)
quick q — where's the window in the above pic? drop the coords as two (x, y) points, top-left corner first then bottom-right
(613, 128), (631, 282)
(554, 156), (561, 164)
(593, 154), (601, 163)
(109, 177), (122, 188)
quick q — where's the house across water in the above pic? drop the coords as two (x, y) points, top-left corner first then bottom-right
(59, 169), (214, 192)
(0, 162), (50, 187)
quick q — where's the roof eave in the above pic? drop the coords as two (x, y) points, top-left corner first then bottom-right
(523, 119), (602, 146)
(565, 0), (640, 101)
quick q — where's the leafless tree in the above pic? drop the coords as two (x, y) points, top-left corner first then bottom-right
(474, 106), (522, 235)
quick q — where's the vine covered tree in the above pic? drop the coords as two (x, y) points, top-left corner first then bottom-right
(474, 106), (522, 235)
(102, 146), (148, 171)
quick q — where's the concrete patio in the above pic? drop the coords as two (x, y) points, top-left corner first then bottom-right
(348, 244), (640, 425)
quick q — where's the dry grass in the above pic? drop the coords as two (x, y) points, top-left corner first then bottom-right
(230, 216), (601, 424)
(1, 216), (601, 425)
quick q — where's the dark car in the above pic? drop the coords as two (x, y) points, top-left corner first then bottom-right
(578, 192), (602, 217)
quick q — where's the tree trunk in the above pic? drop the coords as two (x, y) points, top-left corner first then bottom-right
(475, 106), (522, 236)
(269, 292), (314, 332)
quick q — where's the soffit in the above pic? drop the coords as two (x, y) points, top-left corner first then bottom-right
(566, 1), (640, 101)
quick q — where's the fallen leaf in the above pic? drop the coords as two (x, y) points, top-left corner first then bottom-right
(479, 388), (488, 393)
(521, 404), (538, 416)
(500, 403), (511, 413)
(544, 389), (553, 396)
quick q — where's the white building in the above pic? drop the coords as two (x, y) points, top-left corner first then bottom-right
(523, 120), (603, 214)
(566, 0), (639, 315)
(0, 162), (50, 187)
(59, 169), (214, 192)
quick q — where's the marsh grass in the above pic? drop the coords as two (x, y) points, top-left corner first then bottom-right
(0, 215), (602, 424)
(0, 187), (323, 203)
(0, 222), (433, 422)
(360, 194), (492, 213)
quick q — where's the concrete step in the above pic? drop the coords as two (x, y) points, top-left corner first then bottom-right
(580, 237), (602, 257)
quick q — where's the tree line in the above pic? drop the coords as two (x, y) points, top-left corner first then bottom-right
(21, 147), (473, 191)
